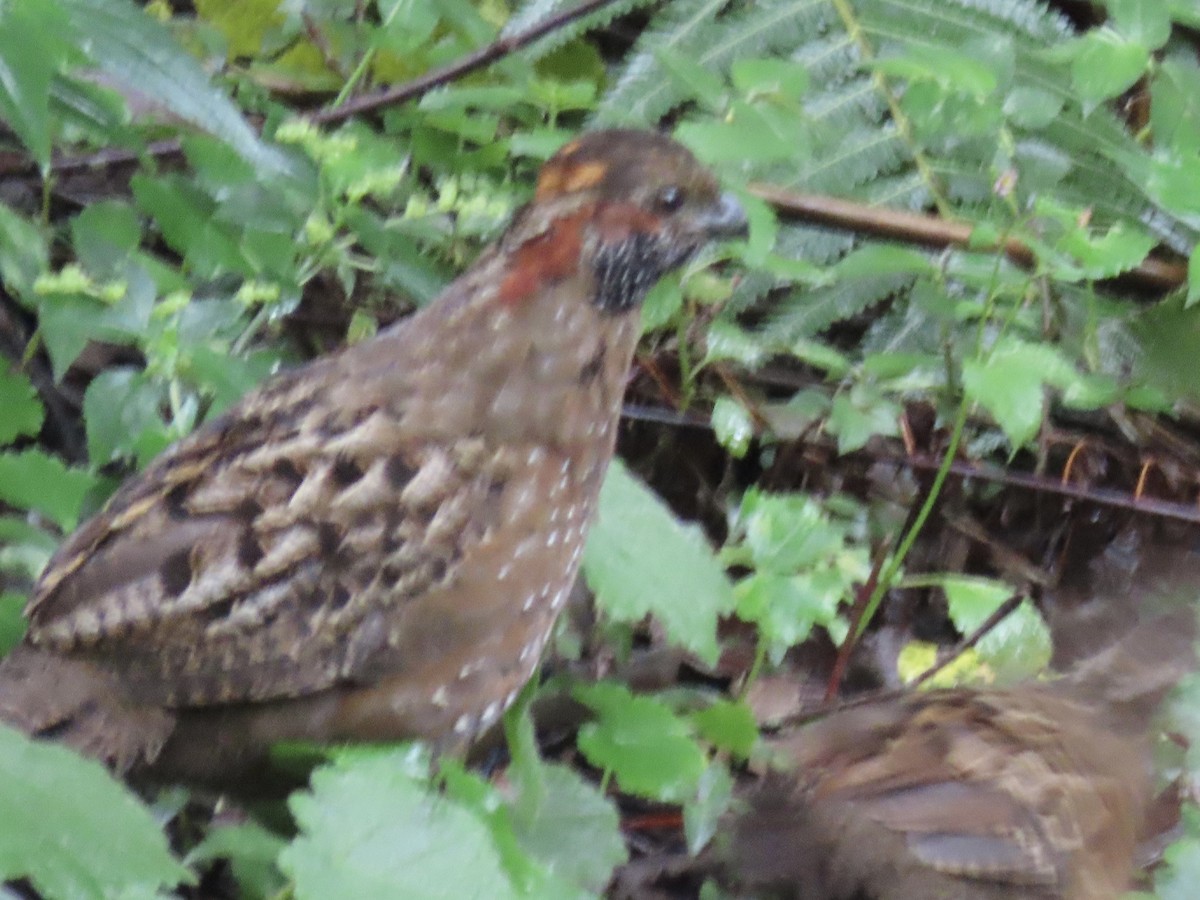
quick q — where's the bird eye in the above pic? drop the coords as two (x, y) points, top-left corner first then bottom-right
(653, 185), (685, 213)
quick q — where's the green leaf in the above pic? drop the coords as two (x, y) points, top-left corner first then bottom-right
(0, 370), (44, 444)
(1067, 30), (1148, 106)
(84, 368), (170, 467)
(282, 751), (518, 900)
(0, 450), (97, 531)
(509, 762), (626, 895)
(1105, 0), (1171, 48)
(0, 1), (71, 168)
(58, 0), (293, 175)
(691, 699), (757, 758)
(0, 592), (27, 656)
(683, 762), (733, 854)
(0, 724), (190, 899)
(583, 460), (734, 666)
(574, 682), (706, 803)
(962, 337), (1072, 448)
(826, 384), (901, 454)
(187, 823), (286, 900)
(711, 395), (753, 458)
(941, 575), (1014, 633)
(730, 58), (807, 101)
(132, 174), (248, 277)
(0, 201), (47, 297)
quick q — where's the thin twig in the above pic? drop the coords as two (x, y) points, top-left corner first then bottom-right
(620, 401), (1200, 525)
(909, 592), (1025, 688)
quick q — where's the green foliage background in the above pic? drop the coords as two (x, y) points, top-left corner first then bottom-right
(2, 0), (1200, 896)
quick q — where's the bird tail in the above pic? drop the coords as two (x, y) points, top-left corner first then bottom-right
(0, 645), (173, 773)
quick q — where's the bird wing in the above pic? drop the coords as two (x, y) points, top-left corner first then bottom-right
(25, 342), (513, 708)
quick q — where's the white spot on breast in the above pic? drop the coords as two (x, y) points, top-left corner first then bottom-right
(522, 591), (537, 612)
(431, 685), (449, 707)
(497, 563), (512, 581)
(480, 701), (501, 729)
(526, 447), (546, 466)
(551, 587), (568, 611)
(454, 713), (474, 736)
(547, 530), (560, 548)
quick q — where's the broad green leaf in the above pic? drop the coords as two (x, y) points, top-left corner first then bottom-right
(583, 460), (734, 666)
(1105, 0), (1171, 47)
(975, 599), (1051, 681)
(0, 450), (97, 531)
(941, 577), (1051, 681)
(691, 699), (757, 758)
(962, 338), (1069, 448)
(508, 762), (626, 895)
(282, 752), (518, 900)
(941, 575), (1012, 633)
(1067, 30), (1148, 106)
(735, 569), (848, 659)
(574, 682), (706, 803)
(187, 823), (286, 900)
(0, 724), (190, 899)
(0, 371), (44, 444)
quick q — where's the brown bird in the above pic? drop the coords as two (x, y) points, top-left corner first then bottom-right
(719, 612), (1195, 900)
(0, 129), (746, 780)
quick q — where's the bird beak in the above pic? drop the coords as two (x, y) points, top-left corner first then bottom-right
(698, 192), (749, 239)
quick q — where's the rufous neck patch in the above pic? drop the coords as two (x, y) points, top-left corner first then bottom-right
(495, 211), (587, 307)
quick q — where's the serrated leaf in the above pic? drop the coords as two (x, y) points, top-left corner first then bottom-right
(509, 762), (626, 895)
(282, 752), (518, 900)
(583, 460), (734, 666)
(0, 724), (190, 899)
(574, 682), (706, 802)
(0, 371), (44, 444)
(962, 338), (1067, 448)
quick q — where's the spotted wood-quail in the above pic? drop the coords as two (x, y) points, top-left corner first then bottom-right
(720, 611), (1195, 900)
(0, 129), (747, 780)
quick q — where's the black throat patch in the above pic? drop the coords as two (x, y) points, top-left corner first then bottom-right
(591, 231), (694, 315)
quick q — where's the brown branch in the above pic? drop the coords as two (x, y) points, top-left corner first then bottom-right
(310, 0), (631, 125)
(749, 182), (1187, 294)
